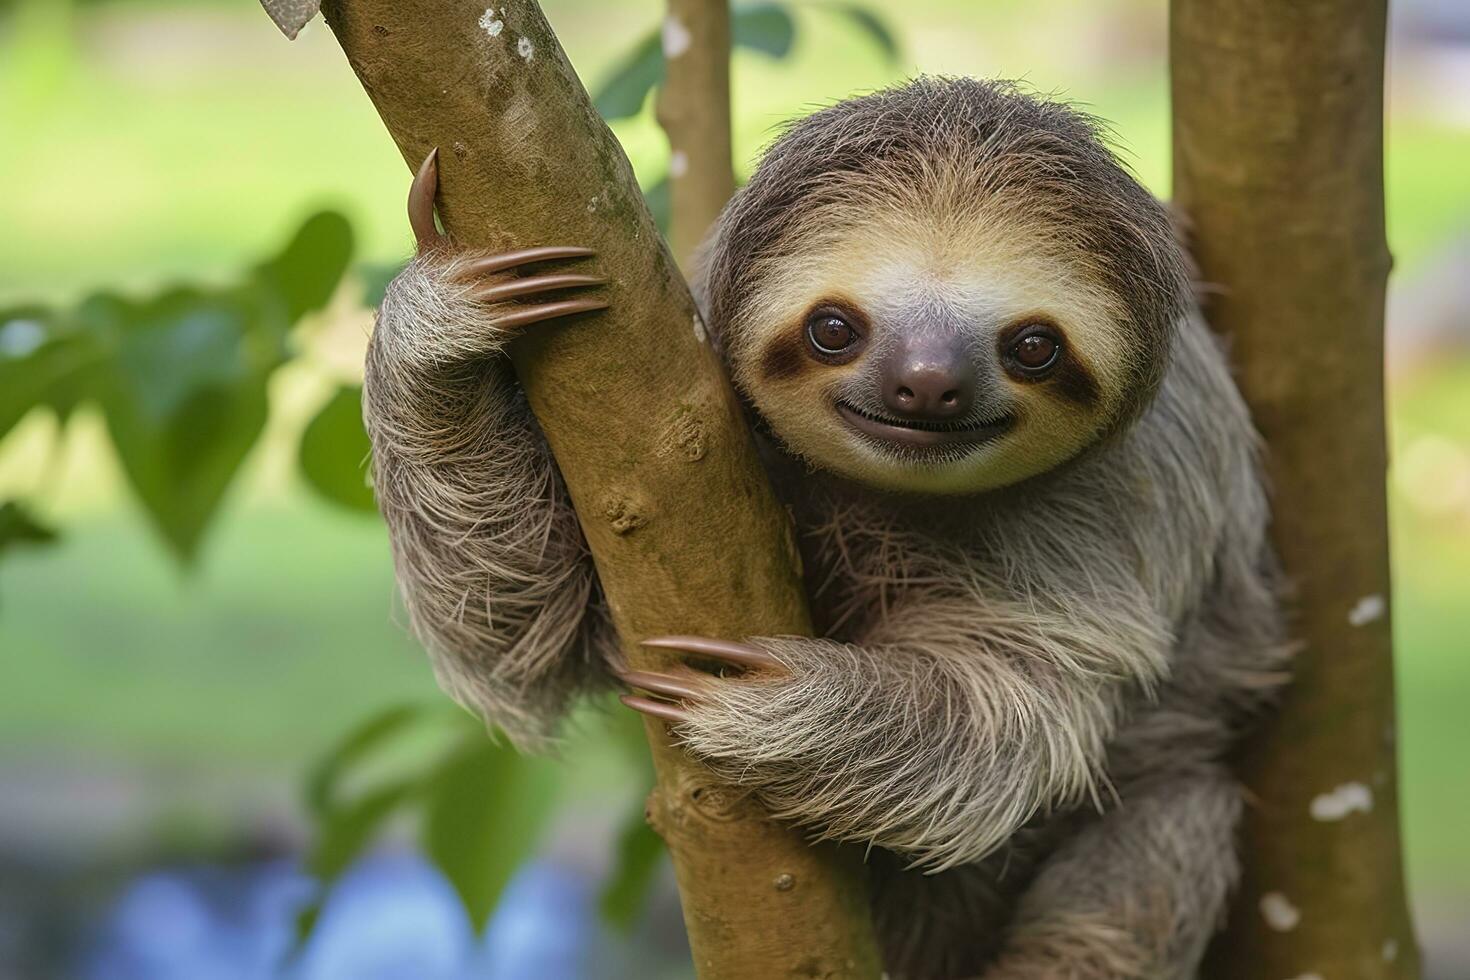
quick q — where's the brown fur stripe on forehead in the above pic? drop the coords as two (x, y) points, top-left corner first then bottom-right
(701, 77), (1191, 420)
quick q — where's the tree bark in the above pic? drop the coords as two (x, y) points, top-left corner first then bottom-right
(1171, 2), (1421, 977)
(313, 2), (881, 977)
(655, 0), (738, 267)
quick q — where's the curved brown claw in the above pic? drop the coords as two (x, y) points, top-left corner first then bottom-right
(491, 297), (608, 331)
(454, 247), (597, 278)
(409, 149), (445, 252)
(471, 273), (606, 303)
(641, 636), (781, 672)
(615, 667), (708, 703)
(621, 694), (692, 725)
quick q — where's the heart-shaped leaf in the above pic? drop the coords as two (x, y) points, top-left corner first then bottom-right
(254, 210), (355, 324)
(599, 805), (665, 933)
(300, 384), (376, 514)
(304, 703), (431, 818)
(591, 2), (802, 122)
(593, 31), (664, 121)
(86, 287), (282, 564)
(733, 3), (797, 57)
(421, 734), (560, 930)
(0, 306), (105, 442)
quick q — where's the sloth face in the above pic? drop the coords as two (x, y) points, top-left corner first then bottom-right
(726, 210), (1143, 495)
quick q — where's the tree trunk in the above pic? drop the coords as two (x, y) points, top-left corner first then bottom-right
(313, 2), (882, 976)
(655, 0), (738, 268)
(1171, 2), (1421, 977)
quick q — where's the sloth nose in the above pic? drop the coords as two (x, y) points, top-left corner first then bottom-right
(881, 337), (977, 420)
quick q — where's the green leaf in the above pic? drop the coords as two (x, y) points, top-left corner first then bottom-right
(293, 776), (420, 951)
(591, 2), (800, 123)
(306, 779), (418, 882)
(299, 385), (376, 514)
(254, 210), (355, 323)
(0, 499), (59, 568)
(599, 805), (665, 933)
(821, 2), (900, 61)
(304, 703), (429, 818)
(0, 500), (59, 608)
(733, 3), (797, 58)
(592, 31), (663, 121)
(421, 734), (560, 930)
(87, 286), (283, 564)
(0, 305), (104, 441)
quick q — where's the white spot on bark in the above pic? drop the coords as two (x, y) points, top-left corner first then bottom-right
(693, 313), (708, 344)
(517, 36), (534, 60)
(662, 15), (692, 58)
(1310, 782), (1373, 821)
(0, 319), (46, 358)
(478, 8), (504, 37)
(1383, 939), (1399, 961)
(1348, 593), (1386, 627)
(670, 150), (689, 178)
(1259, 892), (1301, 932)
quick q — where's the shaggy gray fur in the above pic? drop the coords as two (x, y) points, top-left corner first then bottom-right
(702, 77), (1189, 429)
(697, 315), (1289, 978)
(364, 252), (612, 749)
(363, 78), (1290, 978)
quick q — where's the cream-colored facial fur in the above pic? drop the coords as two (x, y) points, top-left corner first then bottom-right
(727, 198), (1132, 494)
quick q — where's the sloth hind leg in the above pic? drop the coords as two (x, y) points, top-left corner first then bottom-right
(984, 768), (1241, 980)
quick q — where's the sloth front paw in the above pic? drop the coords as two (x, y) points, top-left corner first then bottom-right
(615, 634), (787, 726)
(407, 148), (610, 332)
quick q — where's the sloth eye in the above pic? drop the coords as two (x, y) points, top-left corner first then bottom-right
(807, 314), (858, 355)
(1007, 327), (1062, 376)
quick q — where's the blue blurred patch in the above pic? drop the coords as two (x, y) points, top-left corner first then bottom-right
(80, 854), (596, 980)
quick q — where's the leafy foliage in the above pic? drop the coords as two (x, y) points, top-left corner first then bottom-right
(599, 806), (666, 933)
(88, 287), (281, 562)
(0, 211), (354, 562)
(0, 2), (900, 943)
(0, 500), (59, 602)
(292, 704), (563, 943)
(593, 1), (899, 122)
(299, 385), (375, 514)
(421, 732), (560, 929)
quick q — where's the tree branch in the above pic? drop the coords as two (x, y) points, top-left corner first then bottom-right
(1171, 2), (1420, 976)
(656, 0), (738, 267)
(312, 1), (881, 975)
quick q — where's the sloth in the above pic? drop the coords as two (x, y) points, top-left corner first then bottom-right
(363, 78), (1291, 979)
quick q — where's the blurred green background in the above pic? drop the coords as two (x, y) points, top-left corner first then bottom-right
(1, 0), (1467, 976)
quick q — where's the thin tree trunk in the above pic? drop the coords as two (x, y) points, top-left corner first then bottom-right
(655, 0), (738, 268)
(311, 2), (881, 976)
(1171, 2), (1420, 977)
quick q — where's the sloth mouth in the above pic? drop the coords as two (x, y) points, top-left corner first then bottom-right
(836, 401), (1014, 452)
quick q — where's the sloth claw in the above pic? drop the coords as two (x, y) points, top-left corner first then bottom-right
(490, 298), (609, 330)
(641, 635), (781, 671)
(455, 247), (598, 278)
(620, 694), (692, 725)
(615, 667), (707, 703)
(409, 148), (446, 252)
(470, 273), (606, 303)
(407, 148), (602, 285)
